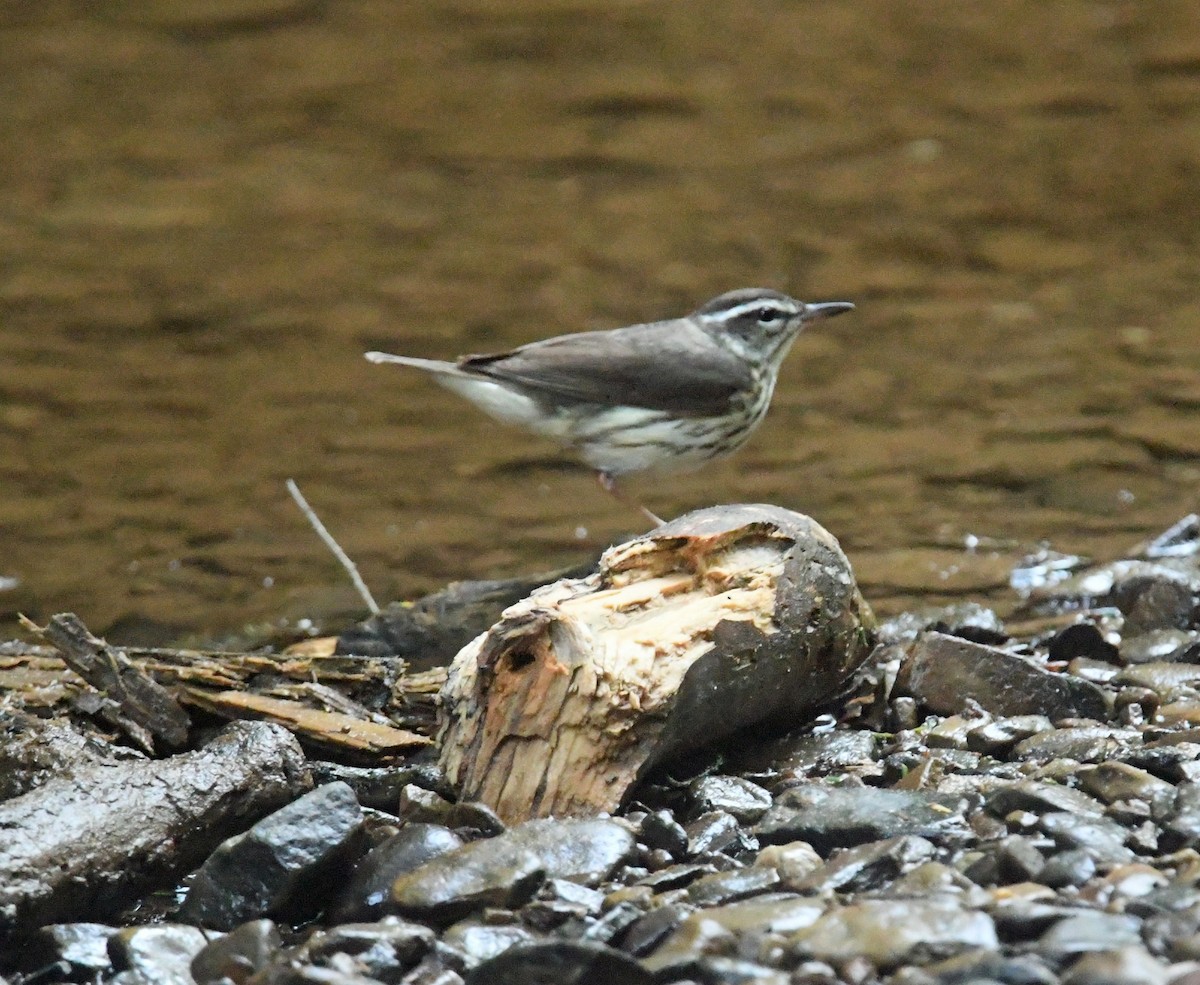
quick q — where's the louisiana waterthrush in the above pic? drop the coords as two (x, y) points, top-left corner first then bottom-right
(366, 288), (854, 523)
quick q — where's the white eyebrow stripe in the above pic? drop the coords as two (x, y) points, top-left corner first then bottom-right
(701, 300), (799, 321)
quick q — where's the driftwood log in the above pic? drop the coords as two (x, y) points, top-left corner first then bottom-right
(439, 505), (876, 823)
(0, 721), (310, 944)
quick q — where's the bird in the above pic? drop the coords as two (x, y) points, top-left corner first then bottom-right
(365, 288), (854, 524)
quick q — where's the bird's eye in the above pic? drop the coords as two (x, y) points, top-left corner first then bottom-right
(756, 307), (784, 323)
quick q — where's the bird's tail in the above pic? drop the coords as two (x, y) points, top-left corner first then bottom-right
(364, 351), (466, 377)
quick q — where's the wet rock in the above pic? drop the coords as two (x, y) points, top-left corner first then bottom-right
(1036, 912), (1143, 959)
(1077, 761), (1175, 810)
(684, 810), (743, 857)
(328, 824), (464, 923)
(899, 631), (1108, 720)
(985, 780), (1105, 819)
(391, 842), (544, 925)
(640, 810), (688, 857)
(640, 914), (736, 973)
(685, 865), (780, 907)
(691, 896), (825, 936)
(580, 901), (642, 946)
(789, 897), (998, 968)
(754, 841), (824, 890)
(793, 835), (936, 894)
(744, 730), (879, 777)
(303, 918), (437, 980)
(913, 948), (1058, 985)
(398, 784), (456, 826)
(966, 715), (1054, 754)
(109, 925), (210, 985)
(463, 940), (653, 985)
(180, 781), (364, 930)
(993, 835), (1046, 884)
(635, 862), (715, 891)
(1121, 629), (1199, 665)
(191, 919), (280, 985)
(1038, 849), (1098, 889)
(689, 775), (773, 823)
(1012, 727), (1138, 763)
(617, 903), (688, 957)
(441, 922), (533, 968)
(391, 817), (633, 923)
(309, 761), (448, 813)
(1039, 812), (1134, 865)
(1061, 945), (1169, 984)
(1048, 622), (1121, 664)
(1161, 783), (1200, 850)
(23, 923), (116, 977)
(755, 783), (970, 852)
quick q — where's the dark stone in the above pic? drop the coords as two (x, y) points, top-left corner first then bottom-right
(190, 919), (280, 985)
(109, 925), (210, 985)
(966, 716), (1053, 755)
(22, 923), (116, 977)
(616, 903), (688, 957)
(1038, 849), (1097, 889)
(634, 862), (715, 891)
(391, 817), (633, 924)
(685, 865), (780, 907)
(1035, 912), (1143, 959)
(463, 940), (653, 985)
(684, 811), (742, 857)
(1161, 782), (1200, 851)
(1038, 812), (1133, 865)
(915, 948), (1058, 984)
(897, 632), (1109, 720)
(391, 841), (544, 925)
(442, 922), (533, 968)
(755, 783), (971, 853)
(793, 835), (935, 894)
(985, 781), (1105, 819)
(579, 901), (643, 946)
(688, 775), (773, 823)
(179, 781), (364, 930)
(994, 836), (1045, 884)
(1120, 630), (1199, 665)
(640, 810), (688, 857)
(328, 823), (464, 923)
(308, 760), (449, 812)
(1060, 946), (1168, 985)
(789, 897), (998, 968)
(1047, 623), (1119, 664)
(1011, 727), (1137, 763)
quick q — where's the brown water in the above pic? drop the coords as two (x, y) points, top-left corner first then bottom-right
(1, 2), (1198, 643)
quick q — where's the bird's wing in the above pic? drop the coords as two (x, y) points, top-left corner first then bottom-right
(458, 321), (752, 416)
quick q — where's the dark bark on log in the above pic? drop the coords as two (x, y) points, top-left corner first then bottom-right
(21, 613), (190, 752)
(336, 564), (595, 669)
(0, 710), (142, 803)
(0, 721), (311, 944)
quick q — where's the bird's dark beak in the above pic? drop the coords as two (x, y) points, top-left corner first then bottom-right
(802, 301), (855, 321)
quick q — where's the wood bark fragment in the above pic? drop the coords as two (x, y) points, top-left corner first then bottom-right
(20, 613), (190, 752)
(0, 720), (310, 944)
(439, 505), (876, 823)
(181, 688), (431, 761)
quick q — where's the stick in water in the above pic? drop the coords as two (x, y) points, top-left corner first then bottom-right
(286, 479), (381, 616)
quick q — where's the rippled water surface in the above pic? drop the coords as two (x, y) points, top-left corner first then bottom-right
(1, 2), (1198, 642)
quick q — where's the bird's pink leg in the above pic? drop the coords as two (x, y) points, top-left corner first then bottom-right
(597, 472), (664, 526)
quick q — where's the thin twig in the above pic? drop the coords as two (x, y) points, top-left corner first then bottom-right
(286, 479), (381, 615)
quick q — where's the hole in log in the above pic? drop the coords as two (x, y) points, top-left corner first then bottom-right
(507, 649), (535, 671)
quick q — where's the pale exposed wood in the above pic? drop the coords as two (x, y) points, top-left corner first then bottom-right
(181, 688), (431, 760)
(439, 505), (876, 824)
